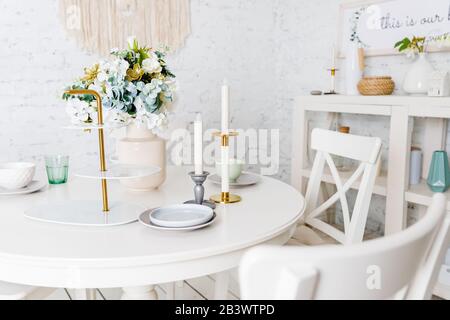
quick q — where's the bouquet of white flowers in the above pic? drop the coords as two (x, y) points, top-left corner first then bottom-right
(63, 37), (176, 136)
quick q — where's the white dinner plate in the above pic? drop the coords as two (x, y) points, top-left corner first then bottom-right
(139, 210), (216, 231)
(209, 172), (261, 187)
(0, 180), (47, 196)
(149, 204), (214, 228)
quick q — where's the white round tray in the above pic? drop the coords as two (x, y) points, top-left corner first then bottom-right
(74, 164), (160, 180)
(24, 200), (145, 227)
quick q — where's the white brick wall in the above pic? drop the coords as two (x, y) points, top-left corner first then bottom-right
(1, 0), (449, 232)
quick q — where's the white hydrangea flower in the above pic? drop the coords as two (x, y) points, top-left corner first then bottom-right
(145, 113), (160, 129)
(97, 60), (111, 82)
(142, 55), (162, 74)
(87, 101), (97, 120)
(114, 59), (130, 78)
(65, 99), (97, 124)
(104, 109), (131, 125)
(96, 59), (129, 83)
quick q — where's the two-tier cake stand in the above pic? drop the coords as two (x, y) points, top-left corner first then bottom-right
(24, 89), (160, 227)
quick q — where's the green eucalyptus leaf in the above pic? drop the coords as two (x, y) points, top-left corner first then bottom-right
(394, 40), (404, 48)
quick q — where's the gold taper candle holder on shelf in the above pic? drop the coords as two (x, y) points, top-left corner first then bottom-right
(324, 68), (339, 95)
(210, 131), (242, 204)
(64, 89), (109, 212)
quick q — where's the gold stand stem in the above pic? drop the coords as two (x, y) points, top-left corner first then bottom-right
(98, 127), (109, 212)
(65, 89), (109, 212)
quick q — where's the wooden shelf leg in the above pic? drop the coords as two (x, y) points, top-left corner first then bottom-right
(385, 106), (412, 235)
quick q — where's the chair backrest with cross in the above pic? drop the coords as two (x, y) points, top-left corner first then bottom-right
(303, 128), (382, 245)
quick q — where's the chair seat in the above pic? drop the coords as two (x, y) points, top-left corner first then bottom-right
(289, 224), (339, 246)
(0, 282), (38, 300)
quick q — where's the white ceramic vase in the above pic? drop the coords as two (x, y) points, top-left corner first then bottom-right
(117, 123), (166, 190)
(403, 53), (435, 95)
(345, 42), (363, 95)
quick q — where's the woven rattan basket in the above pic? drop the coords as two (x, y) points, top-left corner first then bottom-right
(357, 76), (395, 96)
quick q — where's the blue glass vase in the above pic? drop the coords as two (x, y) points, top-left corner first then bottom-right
(427, 151), (450, 193)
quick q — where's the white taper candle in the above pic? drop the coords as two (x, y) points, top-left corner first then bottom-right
(332, 45), (336, 69)
(194, 113), (203, 175)
(221, 80), (229, 135)
(221, 145), (229, 193)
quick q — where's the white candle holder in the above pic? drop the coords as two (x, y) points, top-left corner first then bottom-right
(210, 131), (242, 204)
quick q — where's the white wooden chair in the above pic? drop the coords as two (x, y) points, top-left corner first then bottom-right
(290, 128), (382, 246)
(0, 283), (54, 300)
(239, 194), (450, 300)
(210, 129), (383, 299)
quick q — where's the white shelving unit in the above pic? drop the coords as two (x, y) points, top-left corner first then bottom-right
(291, 95), (450, 298)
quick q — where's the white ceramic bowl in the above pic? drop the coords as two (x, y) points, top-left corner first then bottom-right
(215, 158), (245, 182)
(0, 162), (36, 190)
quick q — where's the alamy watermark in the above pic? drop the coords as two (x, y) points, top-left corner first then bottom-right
(167, 128), (280, 176)
(366, 265), (382, 290)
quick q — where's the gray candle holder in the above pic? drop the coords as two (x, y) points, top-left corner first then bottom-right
(184, 171), (216, 209)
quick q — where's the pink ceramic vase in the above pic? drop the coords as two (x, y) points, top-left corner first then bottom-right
(117, 123), (166, 190)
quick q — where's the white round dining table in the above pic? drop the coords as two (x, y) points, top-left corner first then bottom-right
(0, 166), (305, 299)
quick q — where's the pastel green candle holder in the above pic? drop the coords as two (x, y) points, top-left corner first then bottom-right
(427, 151), (450, 193)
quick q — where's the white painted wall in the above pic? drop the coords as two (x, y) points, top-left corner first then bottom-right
(1, 0), (449, 232)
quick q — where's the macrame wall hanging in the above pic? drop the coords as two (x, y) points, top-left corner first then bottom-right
(59, 0), (191, 56)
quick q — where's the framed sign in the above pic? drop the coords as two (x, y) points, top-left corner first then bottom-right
(338, 0), (450, 56)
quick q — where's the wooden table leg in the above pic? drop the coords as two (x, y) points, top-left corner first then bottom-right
(165, 283), (175, 300)
(121, 286), (158, 300)
(214, 271), (230, 300)
(73, 288), (96, 300)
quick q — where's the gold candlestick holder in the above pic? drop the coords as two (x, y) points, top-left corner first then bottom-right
(65, 89), (109, 213)
(210, 131), (242, 204)
(324, 68), (339, 95)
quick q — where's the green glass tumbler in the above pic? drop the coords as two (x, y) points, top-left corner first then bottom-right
(427, 151), (450, 193)
(45, 155), (69, 185)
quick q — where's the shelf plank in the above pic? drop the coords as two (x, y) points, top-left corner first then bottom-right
(300, 103), (391, 116)
(297, 95), (450, 108)
(406, 180), (450, 209)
